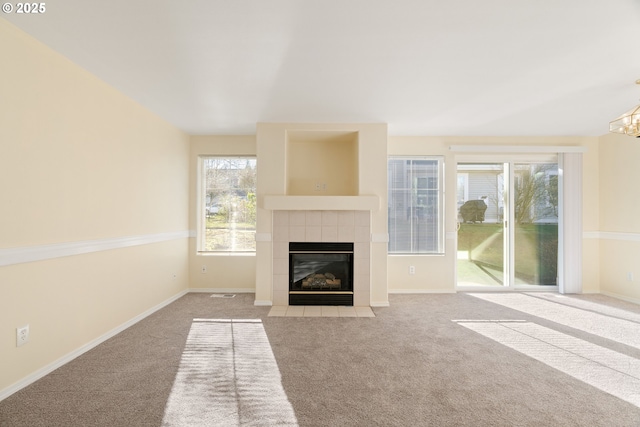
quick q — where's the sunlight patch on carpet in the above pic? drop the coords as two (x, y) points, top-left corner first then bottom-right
(162, 319), (298, 426)
(468, 293), (640, 350)
(524, 292), (640, 323)
(456, 320), (640, 407)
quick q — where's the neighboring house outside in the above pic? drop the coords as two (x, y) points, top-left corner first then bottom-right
(457, 163), (558, 225)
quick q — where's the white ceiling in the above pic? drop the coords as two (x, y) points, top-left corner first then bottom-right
(4, 0), (640, 136)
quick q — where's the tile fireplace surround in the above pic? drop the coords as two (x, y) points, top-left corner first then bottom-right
(271, 210), (371, 307)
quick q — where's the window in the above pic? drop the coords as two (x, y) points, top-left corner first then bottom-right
(388, 157), (444, 254)
(198, 157), (257, 252)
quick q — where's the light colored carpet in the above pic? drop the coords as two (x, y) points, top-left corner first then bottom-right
(469, 293), (640, 349)
(1, 292), (640, 426)
(162, 319), (297, 427)
(456, 320), (640, 407)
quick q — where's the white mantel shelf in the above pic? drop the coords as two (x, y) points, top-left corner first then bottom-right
(263, 195), (380, 211)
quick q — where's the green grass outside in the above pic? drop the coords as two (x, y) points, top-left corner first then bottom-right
(206, 215), (256, 230)
(458, 223), (558, 285)
(204, 214), (256, 251)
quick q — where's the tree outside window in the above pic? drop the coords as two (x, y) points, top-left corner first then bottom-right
(200, 157), (257, 252)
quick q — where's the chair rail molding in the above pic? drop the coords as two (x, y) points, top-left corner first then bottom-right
(0, 231), (191, 267)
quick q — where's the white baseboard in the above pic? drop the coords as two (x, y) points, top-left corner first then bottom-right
(0, 290), (189, 402)
(389, 289), (456, 294)
(189, 288), (255, 294)
(370, 301), (390, 307)
(254, 300), (273, 306)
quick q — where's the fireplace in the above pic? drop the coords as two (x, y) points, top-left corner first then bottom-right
(289, 242), (354, 306)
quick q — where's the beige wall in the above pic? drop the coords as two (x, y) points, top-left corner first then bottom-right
(598, 133), (640, 233)
(581, 137), (601, 294)
(188, 135), (257, 290)
(0, 20), (190, 394)
(597, 132), (640, 302)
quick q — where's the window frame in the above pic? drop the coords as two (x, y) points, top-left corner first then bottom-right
(197, 155), (257, 254)
(387, 156), (445, 255)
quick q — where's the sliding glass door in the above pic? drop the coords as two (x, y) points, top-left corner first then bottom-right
(456, 158), (558, 289)
(456, 163), (505, 286)
(512, 162), (559, 286)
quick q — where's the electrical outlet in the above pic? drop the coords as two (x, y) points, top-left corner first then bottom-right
(409, 266), (415, 275)
(315, 182), (322, 191)
(627, 272), (634, 282)
(201, 265), (207, 274)
(16, 325), (29, 347)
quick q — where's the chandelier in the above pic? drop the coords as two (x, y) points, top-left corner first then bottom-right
(609, 80), (640, 137)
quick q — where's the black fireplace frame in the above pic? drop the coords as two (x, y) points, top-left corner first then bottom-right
(289, 242), (354, 306)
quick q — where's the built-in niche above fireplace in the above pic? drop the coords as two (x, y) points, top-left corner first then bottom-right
(289, 242), (354, 306)
(286, 130), (358, 196)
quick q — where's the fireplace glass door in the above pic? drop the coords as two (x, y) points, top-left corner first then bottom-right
(289, 242), (353, 306)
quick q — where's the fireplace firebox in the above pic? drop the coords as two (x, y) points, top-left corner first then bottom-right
(289, 242), (354, 306)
